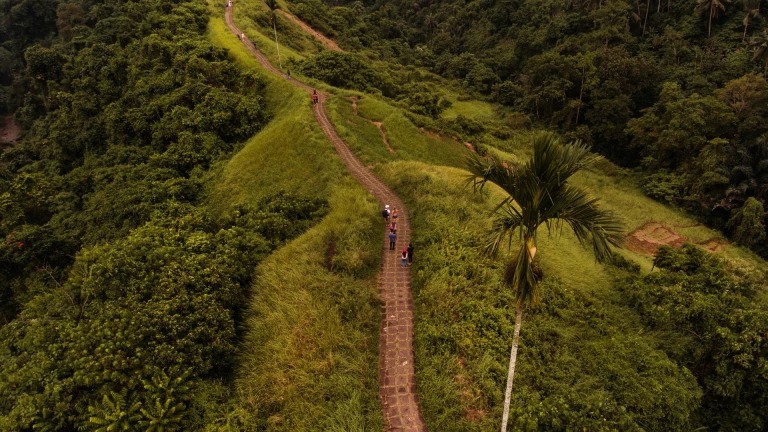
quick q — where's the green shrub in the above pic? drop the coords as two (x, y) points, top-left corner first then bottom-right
(297, 51), (395, 96)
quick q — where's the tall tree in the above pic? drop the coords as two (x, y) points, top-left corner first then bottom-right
(742, 0), (761, 41)
(466, 133), (624, 432)
(751, 30), (768, 76)
(696, 0), (730, 38)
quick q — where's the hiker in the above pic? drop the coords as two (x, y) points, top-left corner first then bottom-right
(407, 243), (414, 265)
(389, 230), (397, 250)
(390, 221), (397, 233)
(312, 89), (318, 104)
(401, 249), (408, 268)
(392, 207), (398, 220)
(240, 32), (245, 41)
(286, 69), (291, 80)
(382, 205), (390, 223)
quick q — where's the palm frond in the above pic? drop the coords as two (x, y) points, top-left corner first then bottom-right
(465, 154), (520, 198)
(549, 185), (625, 262)
(529, 132), (602, 188)
(485, 204), (524, 257)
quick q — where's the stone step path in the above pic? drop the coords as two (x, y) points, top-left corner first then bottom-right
(224, 6), (426, 431)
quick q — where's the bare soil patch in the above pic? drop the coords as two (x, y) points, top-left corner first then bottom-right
(455, 357), (486, 423)
(626, 222), (727, 255)
(349, 97), (395, 153)
(372, 121), (396, 153)
(0, 115), (20, 146)
(419, 127), (442, 140)
(325, 238), (336, 270)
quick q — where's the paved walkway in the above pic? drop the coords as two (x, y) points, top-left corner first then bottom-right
(224, 6), (426, 431)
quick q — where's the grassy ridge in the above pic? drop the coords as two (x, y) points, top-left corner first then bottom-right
(205, 9), (384, 430)
(231, 183), (384, 431)
(206, 13), (337, 206)
(227, 0), (320, 66)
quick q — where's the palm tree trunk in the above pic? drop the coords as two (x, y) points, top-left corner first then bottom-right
(642, 0), (650, 37)
(500, 306), (523, 432)
(743, 17), (749, 41)
(708, 7), (713, 38)
(576, 72), (584, 126)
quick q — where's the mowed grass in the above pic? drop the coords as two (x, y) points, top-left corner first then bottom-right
(326, 93), (472, 168)
(205, 10), (384, 430)
(440, 95), (498, 122)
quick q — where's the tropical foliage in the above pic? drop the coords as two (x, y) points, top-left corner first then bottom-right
(0, 0), (329, 429)
(290, 0), (768, 256)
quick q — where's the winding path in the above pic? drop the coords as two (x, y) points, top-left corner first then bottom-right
(224, 6), (426, 431)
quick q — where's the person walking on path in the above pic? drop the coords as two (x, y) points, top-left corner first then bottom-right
(390, 221), (397, 234)
(382, 205), (390, 223)
(286, 69), (291, 80)
(389, 230), (397, 250)
(312, 89), (318, 104)
(407, 243), (414, 265)
(392, 207), (398, 220)
(401, 249), (408, 268)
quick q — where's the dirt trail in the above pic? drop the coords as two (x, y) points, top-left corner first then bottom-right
(0, 115), (20, 146)
(276, 9), (343, 52)
(225, 6), (426, 431)
(625, 222), (727, 255)
(350, 97), (395, 153)
(373, 122), (396, 154)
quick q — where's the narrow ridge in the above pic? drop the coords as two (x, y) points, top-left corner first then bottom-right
(224, 6), (427, 431)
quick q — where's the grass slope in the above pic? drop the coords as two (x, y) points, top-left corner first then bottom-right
(208, 2), (767, 429)
(205, 10), (384, 430)
(376, 161), (701, 431)
(206, 12), (336, 206)
(325, 92), (471, 168)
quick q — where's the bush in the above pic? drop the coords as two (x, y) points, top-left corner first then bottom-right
(620, 244), (768, 431)
(297, 51), (395, 96)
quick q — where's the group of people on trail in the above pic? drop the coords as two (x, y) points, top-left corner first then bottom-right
(312, 89), (318, 104)
(383, 205), (413, 268)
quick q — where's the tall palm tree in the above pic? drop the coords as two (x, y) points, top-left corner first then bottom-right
(696, 0), (730, 38)
(466, 133), (624, 432)
(742, 0), (761, 41)
(751, 30), (768, 76)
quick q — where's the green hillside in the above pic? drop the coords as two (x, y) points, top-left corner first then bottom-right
(1, 0), (767, 430)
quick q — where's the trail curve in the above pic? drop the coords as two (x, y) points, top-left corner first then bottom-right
(224, 6), (426, 431)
